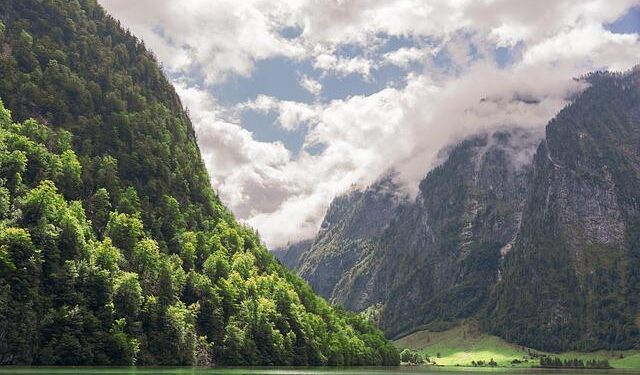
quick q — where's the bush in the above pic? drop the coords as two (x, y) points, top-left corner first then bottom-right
(400, 348), (424, 365)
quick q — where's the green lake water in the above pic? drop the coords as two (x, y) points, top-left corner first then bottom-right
(1, 368), (639, 375)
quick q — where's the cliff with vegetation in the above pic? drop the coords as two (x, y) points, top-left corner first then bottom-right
(0, 0), (398, 366)
(280, 130), (535, 338)
(485, 70), (640, 351)
(279, 68), (640, 352)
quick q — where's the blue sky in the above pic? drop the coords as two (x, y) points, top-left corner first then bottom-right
(101, 0), (640, 247)
(202, 6), (640, 154)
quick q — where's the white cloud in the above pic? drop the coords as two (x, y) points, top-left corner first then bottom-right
(383, 47), (432, 68)
(313, 53), (374, 78)
(176, 84), (294, 217)
(100, 0), (639, 81)
(489, 24), (531, 48)
(240, 95), (320, 131)
(100, 0), (306, 83)
(523, 25), (640, 69)
(298, 74), (322, 96)
(99, 0), (640, 248)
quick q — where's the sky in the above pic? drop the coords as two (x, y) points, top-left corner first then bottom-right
(99, 0), (640, 249)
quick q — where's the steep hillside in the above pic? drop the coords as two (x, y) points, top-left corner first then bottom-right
(299, 174), (407, 299)
(283, 129), (537, 338)
(484, 69), (640, 352)
(0, 0), (398, 366)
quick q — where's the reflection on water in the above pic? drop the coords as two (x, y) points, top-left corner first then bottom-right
(1, 368), (640, 375)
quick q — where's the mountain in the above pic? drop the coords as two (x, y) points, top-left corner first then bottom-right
(280, 67), (640, 352)
(272, 239), (313, 271)
(485, 70), (640, 352)
(280, 129), (537, 337)
(285, 173), (408, 300)
(0, 0), (398, 366)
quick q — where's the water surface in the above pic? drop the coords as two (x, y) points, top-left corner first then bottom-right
(1, 368), (639, 375)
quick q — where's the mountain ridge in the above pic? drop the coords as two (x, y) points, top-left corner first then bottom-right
(277, 68), (640, 352)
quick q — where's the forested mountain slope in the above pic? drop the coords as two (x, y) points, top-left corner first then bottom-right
(0, 0), (398, 366)
(280, 67), (640, 353)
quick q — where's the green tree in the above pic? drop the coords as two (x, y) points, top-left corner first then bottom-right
(56, 149), (81, 198)
(114, 272), (142, 320)
(117, 187), (141, 216)
(86, 188), (112, 237)
(130, 238), (161, 294)
(93, 237), (122, 274)
(104, 212), (144, 257)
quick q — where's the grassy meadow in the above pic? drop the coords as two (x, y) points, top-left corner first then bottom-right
(394, 321), (640, 369)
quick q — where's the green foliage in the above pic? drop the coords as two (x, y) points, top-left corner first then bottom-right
(109, 318), (140, 365)
(116, 187), (141, 216)
(0, 0), (398, 365)
(92, 237), (121, 273)
(540, 356), (612, 369)
(400, 348), (424, 364)
(114, 272), (142, 320)
(56, 149), (81, 198)
(105, 212), (144, 256)
(86, 188), (111, 236)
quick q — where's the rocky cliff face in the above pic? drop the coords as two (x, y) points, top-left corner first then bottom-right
(277, 174), (408, 300)
(485, 69), (640, 351)
(272, 238), (313, 270)
(281, 129), (538, 338)
(374, 130), (536, 338)
(279, 68), (640, 351)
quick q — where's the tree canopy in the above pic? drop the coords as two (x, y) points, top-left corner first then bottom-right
(0, 0), (398, 366)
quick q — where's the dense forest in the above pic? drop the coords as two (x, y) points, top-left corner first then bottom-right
(0, 0), (398, 366)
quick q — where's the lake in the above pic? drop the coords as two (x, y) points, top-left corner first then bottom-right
(0, 368), (638, 375)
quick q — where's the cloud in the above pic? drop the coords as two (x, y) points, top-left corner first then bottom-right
(99, 0), (640, 248)
(240, 95), (320, 131)
(298, 74), (322, 96)
(176, 60), (590, 247)
(175, 84), (293, 217)
(383, 47), (432, 68)
(313, 53), (374, 78)
(100, 0), (639, 81)
(523, 25), (640, 69)
(100, 0), (306, 83)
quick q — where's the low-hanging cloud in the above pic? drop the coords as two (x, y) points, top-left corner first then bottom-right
(100, 0), (640, 248)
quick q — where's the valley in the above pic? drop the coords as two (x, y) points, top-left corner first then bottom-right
(395, 321), (640, 369)
(1, 0), (639, 370)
